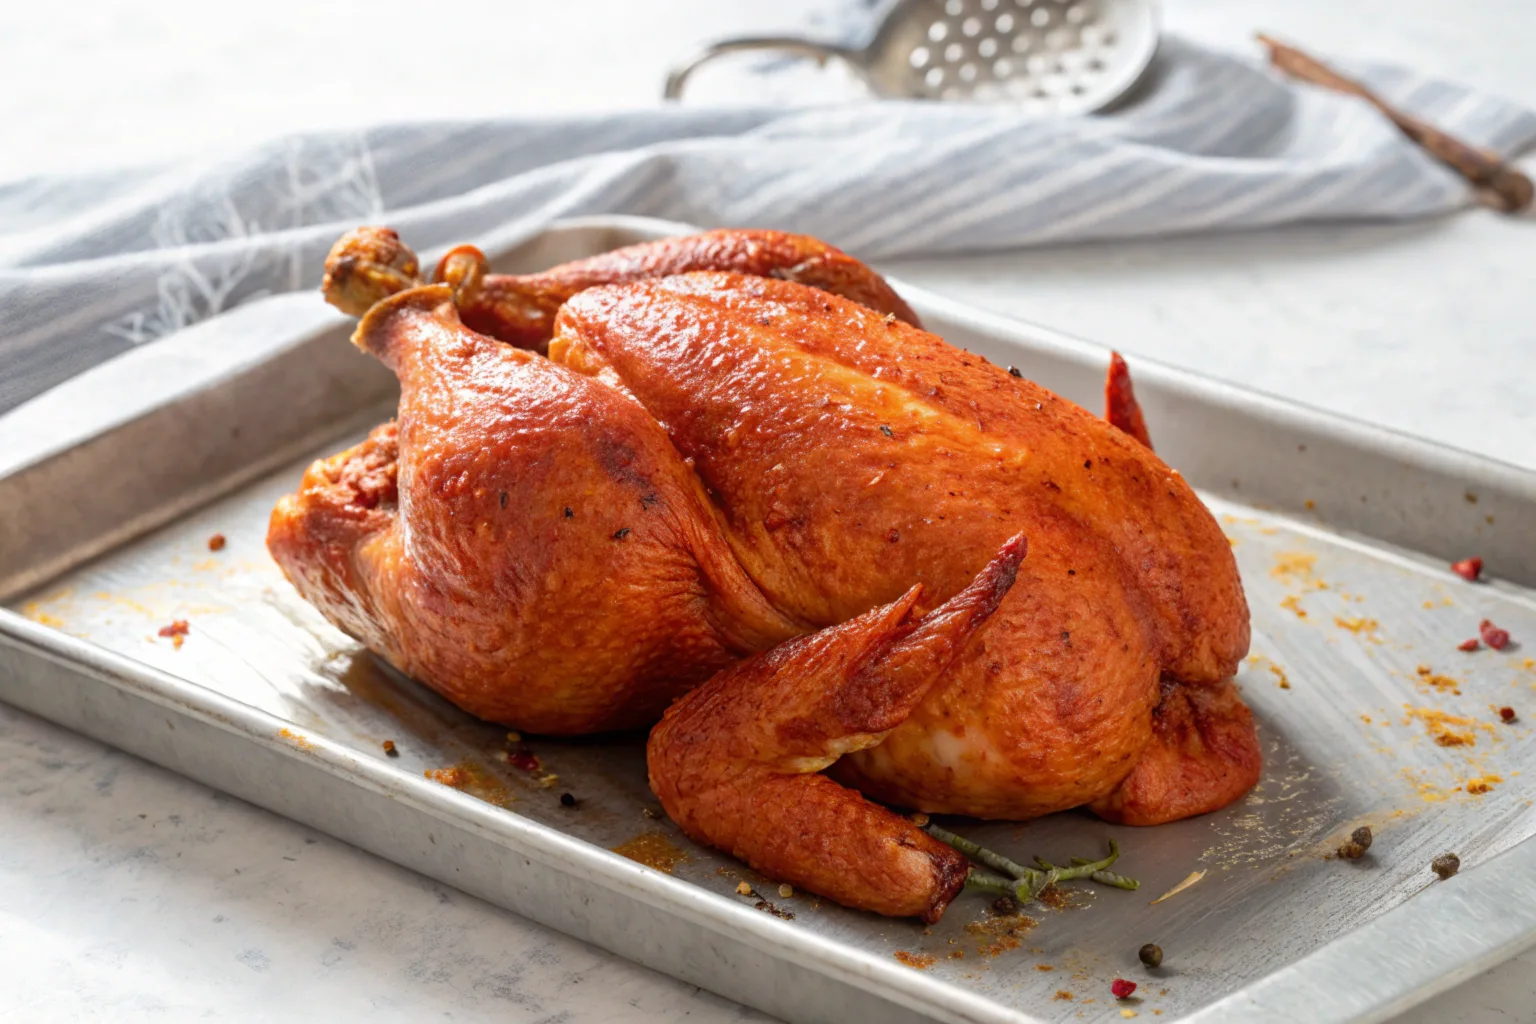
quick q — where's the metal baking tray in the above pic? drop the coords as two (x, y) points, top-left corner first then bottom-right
(3, 216), (1535, 1024)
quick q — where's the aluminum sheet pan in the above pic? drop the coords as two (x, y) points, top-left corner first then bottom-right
(3, 216), (1535, 1024)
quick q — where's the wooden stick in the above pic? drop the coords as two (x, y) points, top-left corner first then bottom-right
(1257, 34), (1533, 213)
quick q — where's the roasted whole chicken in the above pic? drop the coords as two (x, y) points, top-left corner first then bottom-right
(269, 226), (1260, 922)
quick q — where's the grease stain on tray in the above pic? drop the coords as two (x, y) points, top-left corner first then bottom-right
(424, 761), (517, 808)
(613, 831), (688, 873)
(894, 950), (936, 970)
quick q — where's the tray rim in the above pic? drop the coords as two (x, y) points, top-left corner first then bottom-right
(4, 213), (1536, 1023)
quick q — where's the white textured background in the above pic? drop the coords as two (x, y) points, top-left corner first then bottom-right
(2, 1), (1533, 1021)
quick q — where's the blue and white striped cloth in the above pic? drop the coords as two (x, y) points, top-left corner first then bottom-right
(1, 36), (1533, 415)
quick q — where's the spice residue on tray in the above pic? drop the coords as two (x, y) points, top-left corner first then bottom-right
(276, 727), (315, 751)
(423, 761), (516, 808)
(1333, 616), (1381, 642)
(1465, 774), (1503, 795)
(613, 832), (689, 874)
(894, 951), (936, 970)
(1404, 707), (1494, 748)
(1248, 654), (1291, 689)
(1271, 551), (1326, 590)
(20, 601), (66, 629)
(1415, 665), (1462, 696)
(963, 912), (1037, 957)
(1400, 768), (1451, 804)
(157, 618), (190, 649)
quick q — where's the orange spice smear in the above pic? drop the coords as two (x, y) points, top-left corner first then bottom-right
(612, 832), (689, 874)
(1403, 707), (1494, 747)
(894, 951), (937, 970)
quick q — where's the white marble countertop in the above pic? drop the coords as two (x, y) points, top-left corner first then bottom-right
(2, 1), (1533, 1021)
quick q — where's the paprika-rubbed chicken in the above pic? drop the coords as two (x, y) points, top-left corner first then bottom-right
(269, 226), (1260, 923)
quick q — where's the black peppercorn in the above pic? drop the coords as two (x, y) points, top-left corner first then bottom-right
(1138, 943), (1163, 968)
(559, 792), (577, 808)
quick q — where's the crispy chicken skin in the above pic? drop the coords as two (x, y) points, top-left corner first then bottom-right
(553, 272), (1255, 824)
(268, 286), (798, 734)
(273, 226), (1261, 919)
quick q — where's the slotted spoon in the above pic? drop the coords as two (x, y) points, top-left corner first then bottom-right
(664, 0), (1159, 115)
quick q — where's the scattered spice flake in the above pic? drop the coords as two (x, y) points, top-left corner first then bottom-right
(1280, 595), (1308, 620)
(735, 881), (753, 896)
(1333, 616), (1381, 642)
(1036, 964), (1055, 971)
(1480, 619), (1512, 651)
(1247, 654), (1291, 688)
(1271, 551), (1326, 590)
(382, 739), (398, 757)
(1415, 665), (1462, 696)
(613, 832), (688, 874)
(1360, 714), (1374, 724)
(1404, 706), (1493, 747)
(535, 773), (560, 788)
(426, 766), (467, 787)
(1149, 870), (1205, 905)
(1401, 768), (1451, 803)
(1450, 557), (1483, 582)
(1458, 638), (1481, 652)
(277, 727), (315, 751)
(1121, 1011), (1139, 1019)
(894, 951), (936, 970)
(424, 762), (515, 807)
(964, 913), (1037, 957)
(207, 533), (227, 551)
(157, 619), (190, 650)
(1465, 775), (1502, 795)
(1054, 991), (1074, 1002)
(1305, 499), (1316, 510)
(1035, 885), (1078, 910)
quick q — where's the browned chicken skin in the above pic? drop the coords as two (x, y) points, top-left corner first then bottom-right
(270, 226), (1260, 919)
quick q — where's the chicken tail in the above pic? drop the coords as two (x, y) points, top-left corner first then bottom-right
(1105, 351), (1153, 450)
(647, 533), (1026, 921)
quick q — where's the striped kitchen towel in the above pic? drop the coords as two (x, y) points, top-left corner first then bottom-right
(1, 36), (1533, 415)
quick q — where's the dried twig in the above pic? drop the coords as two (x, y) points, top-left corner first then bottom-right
(1257, 34), (1533, 213)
